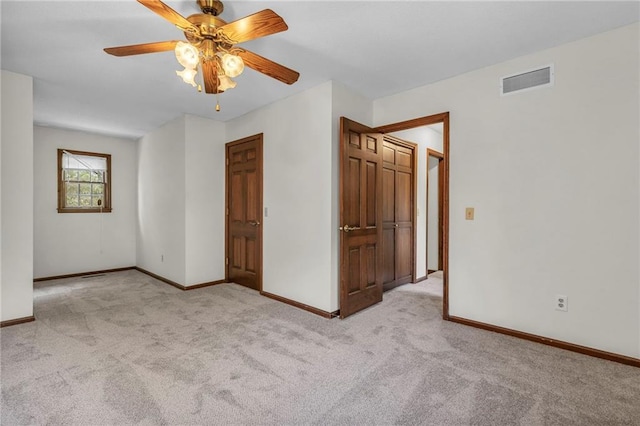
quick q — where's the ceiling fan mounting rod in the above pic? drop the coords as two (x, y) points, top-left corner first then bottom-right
(197, 0), (224, 16)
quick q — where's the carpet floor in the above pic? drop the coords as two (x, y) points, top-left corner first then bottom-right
(1, 270), (639, 425)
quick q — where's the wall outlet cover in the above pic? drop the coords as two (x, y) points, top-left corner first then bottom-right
(555, 294), (568, 312)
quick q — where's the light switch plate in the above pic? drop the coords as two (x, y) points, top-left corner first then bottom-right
(465, 207), (474, 220)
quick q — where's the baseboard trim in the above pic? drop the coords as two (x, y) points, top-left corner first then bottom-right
(135, 267), (225, 291)
(1, 316), (35, 328)
(260, 291), (338, 319)
(414, 275), (428, 283)
(448, 316), (640, 368)
(427, 269), (438, 274)
(34, 267), (136, 282)
(135, 267), (183, 289)
(184, 280), (227, 290)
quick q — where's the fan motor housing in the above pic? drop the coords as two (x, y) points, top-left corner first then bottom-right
(185, 14), (228, 43)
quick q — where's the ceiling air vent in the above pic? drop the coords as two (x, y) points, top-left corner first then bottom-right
(500, 64), (554, 96)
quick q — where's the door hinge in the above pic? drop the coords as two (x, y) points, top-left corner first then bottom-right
(226, 158), (229, 166)
(226, 208), (229, 215)
(225, 257), (229, 265)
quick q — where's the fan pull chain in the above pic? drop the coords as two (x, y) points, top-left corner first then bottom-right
(215, 78), (221, 111)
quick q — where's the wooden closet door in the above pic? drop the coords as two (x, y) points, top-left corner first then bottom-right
(226, 135), (263, 291)
(382, 137), (415, 291)
(382, 143), (398, 288)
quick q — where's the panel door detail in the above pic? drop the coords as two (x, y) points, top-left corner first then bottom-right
(339, 118), (383, 318)
(226, 135), (263, 291)
(382, 137), (415, 291)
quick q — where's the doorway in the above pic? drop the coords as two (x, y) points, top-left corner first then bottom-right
(377, 113), (450, 319)
(225, 134), (263, 291)
(339, 113), (450, 320)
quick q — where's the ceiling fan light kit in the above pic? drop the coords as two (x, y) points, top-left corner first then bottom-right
(218, 75), (237, 91)
(175, 67), (198, 87)
(174, 41), (199, 68)
(104, 0), (299, 111)
(221, 53), (244, 78)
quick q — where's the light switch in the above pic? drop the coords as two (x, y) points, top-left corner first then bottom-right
(465, 207), (474, 220)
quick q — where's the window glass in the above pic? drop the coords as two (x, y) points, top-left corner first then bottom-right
(58, 149), (111, 213)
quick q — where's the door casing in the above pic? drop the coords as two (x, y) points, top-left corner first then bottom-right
(376, 112), (450, 320)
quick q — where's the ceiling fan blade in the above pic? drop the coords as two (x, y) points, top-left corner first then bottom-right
(137, 0), (198, 32)
(221, 9), (288, 44)
(237, 50), (299, 85)
(104, 41), (180, 57)
(201, 60), (218, 94)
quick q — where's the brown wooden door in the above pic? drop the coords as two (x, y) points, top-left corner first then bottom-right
(339, 118), (383, 318)
(382, 136), (415, 291)
(226, 134), (263, 291)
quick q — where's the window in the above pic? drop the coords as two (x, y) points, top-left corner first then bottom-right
(57, 149), (111, 213)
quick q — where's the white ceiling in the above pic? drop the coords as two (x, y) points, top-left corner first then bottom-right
(1, 1), (638, 139)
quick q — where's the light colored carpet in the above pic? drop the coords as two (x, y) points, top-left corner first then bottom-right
(399, 271), (443, 297)
(1, 270), (639, 425)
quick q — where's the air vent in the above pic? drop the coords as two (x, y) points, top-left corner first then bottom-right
(500, 64), (554, 96)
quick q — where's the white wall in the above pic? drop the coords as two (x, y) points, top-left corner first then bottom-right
(226, 82), (334, 311)
(389, 126), (443, 279)
(1, 70), (33, 322)
(137, 116), (186, 284)
(33, 126), (137, 278)
(427, 155), (439, 271)
(374, 23), (640, 358)
(184, 115), (226, 286)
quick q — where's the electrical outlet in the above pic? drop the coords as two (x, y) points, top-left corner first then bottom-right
(555, 294), (568, 312)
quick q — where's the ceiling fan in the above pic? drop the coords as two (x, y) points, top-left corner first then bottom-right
(104, 0), (299, 109)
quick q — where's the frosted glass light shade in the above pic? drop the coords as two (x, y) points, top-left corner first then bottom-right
(176, 67), (198, 87)
(175, 42), (199, 69)
(218, 75), (237, 91)
(221, 53), (244, 78)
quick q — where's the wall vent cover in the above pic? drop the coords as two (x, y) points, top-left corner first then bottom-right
(500, 64), (554, 95)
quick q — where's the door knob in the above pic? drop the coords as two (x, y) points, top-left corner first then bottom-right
(248, 220), (260, 227)
(395, 223), (399, 228)
(339, 225), (360, 233)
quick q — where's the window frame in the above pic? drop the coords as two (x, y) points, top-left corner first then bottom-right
(57, 149), (112, 213)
